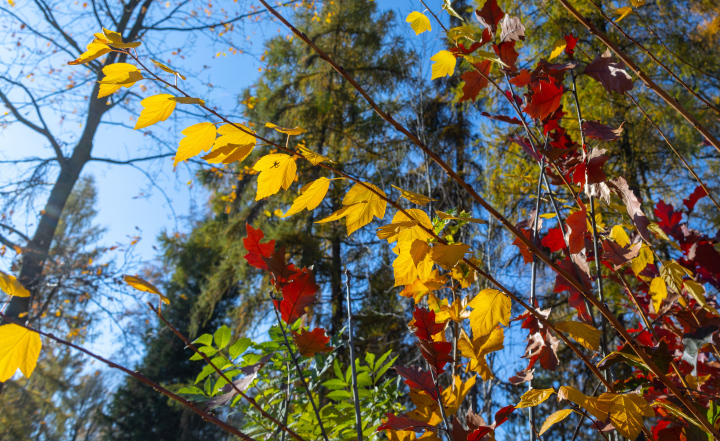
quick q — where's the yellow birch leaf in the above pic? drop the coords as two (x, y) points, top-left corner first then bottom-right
(609, 225), (630, 247)
(342, 183), (387, 235)
(0, 324), (42, 382)
(597, 393), (654, 439)
(123, 275), (170, 304)
(430, 243), (470, 269)
(392, 241), (434, 287)
(430, 50), (456, 80)
(549, 39), (567, 60)
(283, 177), (331, 217)
(266, 122), (307, 136)
(202, 144), (254, 165)
(176, 122), (216, 166)
(253, 154), (297, 200)
(615, 7), (633, 22)
(554, 320), (601, 351)
(391, 185), (436, 206)
(406, 11), (432, 35)
(151, 59), (186, 80)
(649, 277), (667, 313)
(169, 97), (205, 105)
(298, 145), (334, 165)
(468, 289), (511, 337)
(539, 409), (574, 435)
(376, 220), (420, 240)
(101, 27), (140, 48)
(0, 271), (30, 297)
(68, 41), (111, 65)
(630, 244), (653, 275)
(213, 123), (256, 149)
(517, 388), (555, 408)
(134, 94), (176, 130)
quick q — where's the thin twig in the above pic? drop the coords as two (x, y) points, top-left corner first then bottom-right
(345, 270), (363, 441)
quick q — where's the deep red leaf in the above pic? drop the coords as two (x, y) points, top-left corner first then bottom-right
(582, 120), (624, 141)
(468, 427), (493, 441)
(481, 111), (522, 125)
(291, 327), (333, 357)
(459, 61), (492, 102)
(394, 365), (440, 399)
(412, 307), (446, 340)
(524, 79), (564, 121)
(541, 227), (566, 252)
(583, 49), (633, 94)
(512, 228), (534, 264)
(683, 185), (707, 213)
(377, 413), (437, 432)
(509, 68), (531, 87)
(417, 340), (454, 374)
(564, 34), (577, 58)
(494, 405), (516, 426)
(450, 41), (483, 56)
(262, 246), (300, 287)
(475, 0), (504, 33)
(277, 267), (318, 324)
(655, 200), (682, 231)
(243, 224), (275, 270)
(492, 41), (519, 71)
(565, 206), (587, 254)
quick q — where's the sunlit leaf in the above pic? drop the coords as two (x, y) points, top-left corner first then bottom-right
(555, 320), (601, 351)
(468, 289), (511, 337)
(176, 122), (216, 166)
(253, 154), (297, 200)
(539, 409), (573, 435)
(0, 324), (41, 382)
(0, 271), (30, 297)
(406, 11), (431, 35)
(516, 388), (554, 408)
(265, 122), (307, 136)
(123, 275), (170, 304)
(430, 50), (456, 80)
(134, 94), (176, 130)
(283, 177), (331, 217)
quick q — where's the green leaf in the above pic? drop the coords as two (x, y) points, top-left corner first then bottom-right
(193, 333), (213, 346)
(333, 359), (344, 380)
(189, 345), (218, 361)
(195, 364), (216, 384)
(375, 355), (397, 380)
(178, 386), (205, 395)
(323, 379), (348, 390)
(357, 372), (372, 387)
(327, 390), (353, 400)
(365, 352), (376, 370)
(214, 325), (231, 349)
(229, 337), (252, 359)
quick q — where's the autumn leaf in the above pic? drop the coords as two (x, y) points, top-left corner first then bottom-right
(394, 365), (439, 399)
(492, 41), (519, 71)
(97, 63), (143, 98)
(468, 289), (511, 337)
(282, 177), (330, 217)
(265, 122), (307, 136)
(102, 27), (140, 49)
(499, 15), (525, 43)
(541, 228), (565, 253)
(475, 0), (504, 33)
(243, 224), (275, 270)
(0, 271), (30, 297)
(203, 144), (254, 165)
(436, 210), (486, 224)
(292, 327), (333, 357)
(68, 41), (111, 65)
(253, 154), (297, 200)
(565, 207), (587, 254)
(649, 277), (667, 313)
(614, 6), (633, 22)
(175, 122), (216, 166)
(377, 413), (436, 432)
(458, 327), (504, 380)
(609, 225), (630, 247)
(391, 185), (436, 206)
(558, 386), (608, 421)
(631, 244), (653, 275)
(582, 120), (625, 141)
(597, 393), (654, 439)
(319, 182), (386, 235)
(516, 388), (555, 408)
(411, 307), (447, 341)
(430, 50), (457, 80)
(169, 96), (205, 105)
(583, 49), (634, 95)
(277, 268), (318, 324)
(406, 11), (431, 35)
(0, 324), (42, 382)
(555, 320), (601, 351)
(213, 123), (256, 149)
(524, 80), (564, 121)
(417, 339), (453, 374)
(430, 243), (470, 270)
(134, 94), (177, 130)
(539, 409), (573, 435)
(151, 59), (186, 80)
(123, 275), (170, 304)
(459, 61), (492, 102)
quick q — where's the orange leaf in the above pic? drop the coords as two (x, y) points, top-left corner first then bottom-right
(292, 328), (333, 357)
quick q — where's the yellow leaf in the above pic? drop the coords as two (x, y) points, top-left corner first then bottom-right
(597, 393), (654, 439)
(213, 123), (256, 150)
(202, 144), (254, 165)
(468, 289), (511, 337)
(266, 122), (307, 136)
(377, 220), (420, 240)
(649, 277), (667, 313)
(400, 273), (447, 302)
(123, 275), (170, 304)
(430, 243), (470, 270)
(609, 225), (630, 247)
(549, 39), (567, 60)
(175, 122), (216, 166)
(0, 271), (30, 297)
(517, 388), (555, 408)
(151, 59), (186, 80)
(68, 41), (111, 65)
(315, 204), (361, 224)
(410, 240), (432, 267)
(388, 209), (433, 245)
(169, 96), (205, 105)
(432, 294), (470, 323)
(283, 177), (331, 217)
(539, 409), (574, 435)
(436, 210), (486, 224)
(630, 0), (646, 7)
(630, 244), (653, 275)
(0, 324), (41, 382)
(97, 63), (143, 98)
(554, 320), (601, 351)
(298, 145), (334, 165)
(342, 183), (387, 235)
(406, 11), (432, 35)
(684, 280), (720, 316)
(253, 154), (297, 200)
(134, 94), (176, 130)
(615, 7), (633, 22)
(430, 50), (456, 80)
(458, 327), (504, 380)
(558, 386), (608, 421)
(392, 241), (434, 287)
(391, 185), (436, 206)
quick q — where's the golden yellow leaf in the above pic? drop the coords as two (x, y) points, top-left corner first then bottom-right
(558, 386), (608, 422)
(68, 41), (111, 65)
(392, 241), (434, 287)
(388, 209), (433, 245)
(630, 244), (653, 275)
(430, 50), (457, 80)
(451, 259), (480, 289)
(265, 122), (307, 136)
(649, 277), (667, 313)
(468, 289), (511, 337)
(517, 388), (555, 408)
(315, 204), (361, 224)
(298, 145), (334, 165)
(609, 225), (630, 247)
(123, 275), (170, 304)
(0, 324), (41, 382)
(430, 243), (470, 270)
(391, 185), (436, 206)
(539, 409), (573, 435)
(0, 271), (30, 297)
(202, 144), (254, 165)
(170, 96), (205, 105)
(410, 240), (432, 267)
(176, 122), (216, 166)
(400, 273), (446, 302)
(151, 59), (186, 80)
(549, 39), (567, 60)
(342, 182), (387, 235)
(432, 294), (470, 323)
(597, 393), (654, 439)
(436, 210), (486, 224)
(554, 320), (601, 351)
(614, 6), (633, 22)
(630, 0), (646, 6)
(376, 220), (420, 240)
(684, 280), (720, 316)
(134, 94), (176, 130)
(213, 123), (256, 149)
(97, 63), (143, 98)
(283, 177), (331, 217)
(458, 327), (504, 380)
(406, 11), (431, 35)
(102, 27), (140, 48)
(253, 154), (297, 200)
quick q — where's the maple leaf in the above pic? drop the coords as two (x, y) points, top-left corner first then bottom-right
(97, 63), (143, 98)
(582, 120), (624, 141)
(377, 412), (437, 432)
(243, 223), (275, 270)
(524, 79), (564, 121)
(417, 339), (453, 374)
(512, 228), (534, 264)
(554, 320), (601, 351)
(0, 271), (29, 297)
(459, 61), (492, 103)
(458, 327), (504, 380)
(253, 154), (297, 200)
(509, 69), (531, 87)
(406, 12), (431, 36)
(283, 177), (330, 217)
(499, 15), (525, 43)
(539, 409), (573, 435)
(683, 185), (707, 213)
(292, 327), (333, 357)
(134, 94), (176, 130)
(430, 243), (469, 270)
(583, 49), (634, 95)
(262, 246), (299, 286)
(123, 275), (170, 305)
(492, 42), (519, 71)
(601, 239), (641, 267)
(564, 34), (578, 58)
(541, 227), (566, 253)
(565, 207), (587, 254)
(277, 267), (318, 324)
(608, 177), (651, 242)
(0, 324), (42, 382)
(430, 50), (457, 80)
(213, 123), (256, 149)
(468, 289), (511, 337)
(474, 0), (504, 33)
(394, 365), (440, 399)
(411, 307), (447, 340)
(176, 122), (216, 166)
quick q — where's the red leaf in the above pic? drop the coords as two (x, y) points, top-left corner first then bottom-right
(541, 227), (566, 252)
(601, 240), (641, 267)
(609, 177), (651, 242)
(564, 34), (577, 58)
(243, 224), (275, 270)
(565, 206), (587, 254)
(394, 365), (439, 399)
(292, 327), (333, 357)
(377, 413), (436, 432)
(573, 148), (609, 187)
(512, 228), (534, 264)
(655, 200), (682, 230)
(450, 41), (483, 55)
(582, 120), (624, 141)
(459, 61), (492, 102)
(508, 368), (534, 385)
(583, 49), (633, 94)
(277, 267), (318, 324)
(683, 185), (707, 213)
(475, 0), (504, 33)
(481, 111), (522, 125)
(412, 307), (446, 340)
(468, 427), (493, 441)
(262, 246), (300, 287)
(494, 405), (516, 426)
(509, 68), (531, 87)
(524, 79), (564, 121)
(417, 340), (454, 374)
(492, 41), (518, 71)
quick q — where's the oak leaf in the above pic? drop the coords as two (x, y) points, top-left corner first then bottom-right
(459, 61), (492, 102)
(277, 268), (318, 324)
(582, 120), (624, 141)
(524, 80), (564, 121)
